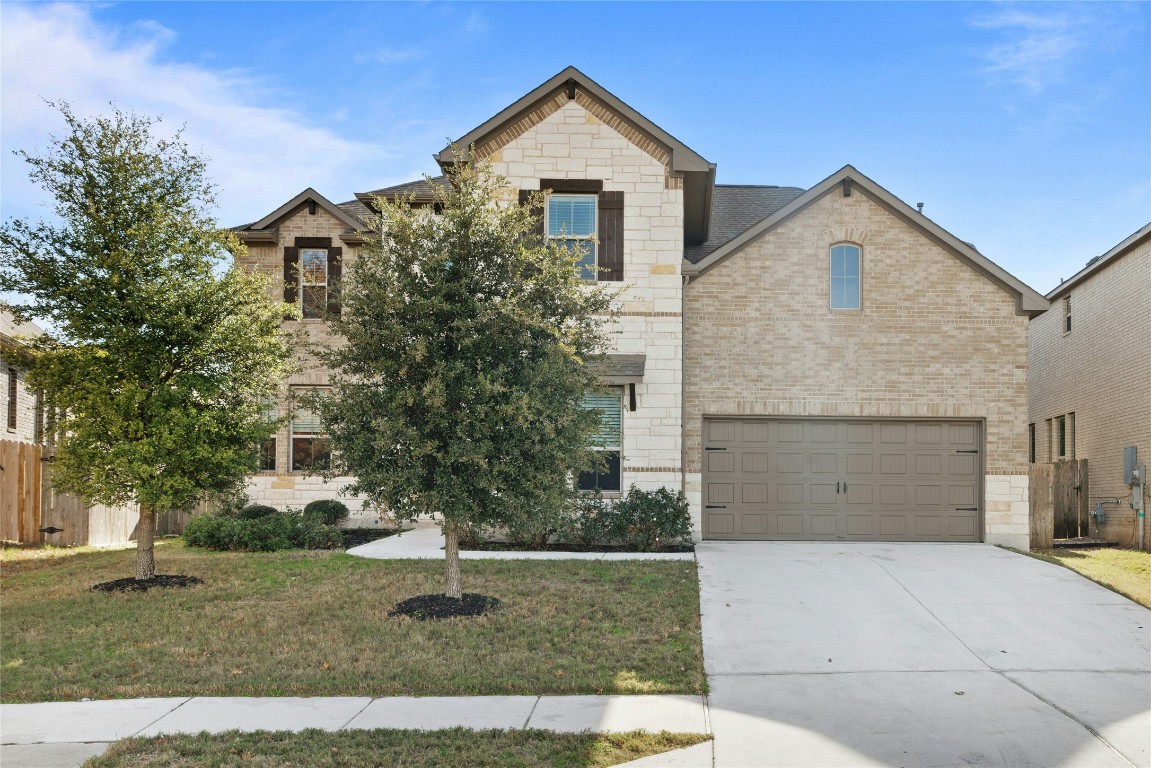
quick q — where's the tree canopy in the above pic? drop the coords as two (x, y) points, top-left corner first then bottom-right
(0, 104), (293, 580)
(316, 161), (616, 597)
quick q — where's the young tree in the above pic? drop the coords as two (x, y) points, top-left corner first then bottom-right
(317, 161), (615, 599)
(0, 104), (293, 581)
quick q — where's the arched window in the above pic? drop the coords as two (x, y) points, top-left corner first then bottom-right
(830, 243), (861, 309)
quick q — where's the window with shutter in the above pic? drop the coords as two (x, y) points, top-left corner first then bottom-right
(578, 388), (623, 492)
(530, 181), (623, 282)
(284, 238), (341, 318)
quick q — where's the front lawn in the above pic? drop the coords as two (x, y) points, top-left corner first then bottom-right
(1, 541), (705, 702)
(1026, 547), (1151, 608)
(85, 728), (711, 768)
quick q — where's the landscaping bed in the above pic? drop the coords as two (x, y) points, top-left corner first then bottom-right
(85, 728), (711, 768)
(1, 541), (706, 702)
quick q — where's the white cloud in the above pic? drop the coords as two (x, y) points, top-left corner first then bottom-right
(0, 3), (386, 227)
(971, 4), (1130, 94)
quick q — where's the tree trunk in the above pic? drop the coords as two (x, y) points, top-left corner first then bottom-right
(135, 504), (156, 581)
(443, 520), (462, 599)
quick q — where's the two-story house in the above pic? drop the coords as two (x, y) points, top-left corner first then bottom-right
(234, 67), (1047, 548)
(1029, 223), (1151, 548)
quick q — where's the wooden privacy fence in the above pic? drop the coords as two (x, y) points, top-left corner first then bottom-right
(1029, 458), (1089, 549)
(0, 440), (42, 544)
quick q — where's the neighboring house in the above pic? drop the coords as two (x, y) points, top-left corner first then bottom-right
(234, 67), (1047, 547)
(1028, 223), (1151, 548)
(0, 308), (44, 445)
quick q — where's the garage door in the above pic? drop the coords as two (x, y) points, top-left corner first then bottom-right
(702, 418), (982, 541)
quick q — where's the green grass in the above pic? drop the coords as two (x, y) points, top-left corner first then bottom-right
(1020, 547), (1151, 608)
(84, 728), (711, 768)
(1, 541), (705, 702)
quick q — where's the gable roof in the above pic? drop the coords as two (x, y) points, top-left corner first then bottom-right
(1045, 222), (1151, 301)
(434, 66), (717, 245)
(350, 176), (449, 213)
(684, 185), (806, 264)
(683, 165), (1049, 317)
(234, 188), (369, 244)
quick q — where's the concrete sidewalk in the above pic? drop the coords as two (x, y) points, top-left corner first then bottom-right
(1, 694), (710, 767)
(347, 523), (695, 561)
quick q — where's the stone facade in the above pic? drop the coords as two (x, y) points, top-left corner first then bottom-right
(482, 96), (684, 500)
(684, 187), (1032, 547)
(234, 68), (1042, 545)
(1029, 229), (1151, 548)
(0, 310), (44, 445)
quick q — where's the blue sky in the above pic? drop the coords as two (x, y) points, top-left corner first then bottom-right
(2, 1), (1148, 294)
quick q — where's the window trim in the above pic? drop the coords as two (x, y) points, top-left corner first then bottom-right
(829, 242), (862, 310)
(546, 193), (598, 282)
(299, 247), (329, 320)
(290, 387), (332, 473)
(6, 365), (16, 431)
(578, 386), (623, 493)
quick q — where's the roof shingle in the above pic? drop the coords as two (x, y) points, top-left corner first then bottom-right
(684, 185), (806, 264)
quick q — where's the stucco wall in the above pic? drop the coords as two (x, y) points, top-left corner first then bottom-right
(1029, 235), (1151, 548)
(684, 187), (1032, 546)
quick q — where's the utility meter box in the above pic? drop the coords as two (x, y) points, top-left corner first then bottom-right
(1124, 446), (1139, 484)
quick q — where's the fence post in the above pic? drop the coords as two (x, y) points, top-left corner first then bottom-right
(1029, 463), (1054, 549)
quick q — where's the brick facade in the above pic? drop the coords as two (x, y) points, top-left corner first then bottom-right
(1029, 232), (1151, 548)
(684, 187), (1032, 547)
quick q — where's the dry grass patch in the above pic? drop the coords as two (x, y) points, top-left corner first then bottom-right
(1, 541), (705, 702)
(85, 728), (711, 768)
(1024, 547), (1151, 608)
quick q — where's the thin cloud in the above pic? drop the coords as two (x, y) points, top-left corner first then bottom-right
(972, 7), (1084, 92)
(0, 3), (385, 227)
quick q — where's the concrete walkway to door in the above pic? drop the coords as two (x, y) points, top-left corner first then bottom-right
(696, 542), (1151, 768)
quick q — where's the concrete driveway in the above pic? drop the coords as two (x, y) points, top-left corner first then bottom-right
(696, 542), (1150, 768)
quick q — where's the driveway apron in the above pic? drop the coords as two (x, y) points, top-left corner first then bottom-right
(696, 542), (1151, 767)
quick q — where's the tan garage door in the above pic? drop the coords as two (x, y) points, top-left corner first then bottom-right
(702, 418), (982, 541)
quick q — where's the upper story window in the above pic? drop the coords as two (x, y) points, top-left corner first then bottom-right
(830, 244), (862, 310)
(547, 194), (597, 280)
(300, 249), (328, 319)
(1063, 295), (1072, 333)
(6, 365), (16, 431)
(284, 237), (342, 320)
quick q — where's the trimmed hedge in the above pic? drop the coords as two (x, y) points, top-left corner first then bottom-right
(236, 504), (279, 520)
(184, 509), (342, 552)
(303, 499), (350, 526)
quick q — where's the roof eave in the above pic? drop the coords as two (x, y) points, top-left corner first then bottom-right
(687, 165), (1049, 317)
(434, 67), (711, 175)
(1045, 223), (1151, 300)
(247, 188), (369, 233)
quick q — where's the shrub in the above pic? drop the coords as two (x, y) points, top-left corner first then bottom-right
(612, 485), (692, 552)
(558, 492), (616, 549)
(303, 499), (350, 527)
(236, 504), (279, 520)
(183, 509), (342, 552)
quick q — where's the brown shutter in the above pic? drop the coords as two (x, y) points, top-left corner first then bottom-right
(598, 191), (624, 281)
(326, 247), (342, 318)
(519, 189), (544, 238)
(283, 246), (299, 304)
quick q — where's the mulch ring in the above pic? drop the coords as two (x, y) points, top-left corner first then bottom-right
(91, 575), (204, 593)
(389, 593), (500, 621)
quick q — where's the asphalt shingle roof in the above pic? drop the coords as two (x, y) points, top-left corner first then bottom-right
(684, 184), (806, 264)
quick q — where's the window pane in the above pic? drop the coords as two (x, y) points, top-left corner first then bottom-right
(576, 242), (597, 280)
(302, 286), (327, 318)
(830, 280), (846, 309)
(300, 249), (327, 284)
(577, 450), (621, 492)
(843, 277), (860, 309)
(548, 196), (596, 237)
(582, 391), (621, 448)
(259, 437), (277, 471)
(830, 246), (845, 276)
(292, 437), (331, 471)
(292, 404), (324, 434)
